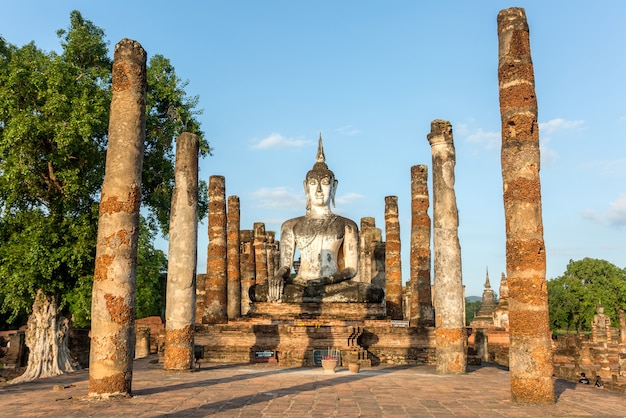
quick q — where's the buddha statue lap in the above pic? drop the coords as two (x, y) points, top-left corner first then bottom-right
(250, 136), (384, 304)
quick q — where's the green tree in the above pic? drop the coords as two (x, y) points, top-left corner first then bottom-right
(548, 258), (626, 331)
(66, 217), (168, 328)
(135, 217), (168, 320)
(0, 11), (208, 379)
(465, 299), (482, 326)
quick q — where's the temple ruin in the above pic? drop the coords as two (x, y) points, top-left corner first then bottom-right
(75, 7), (626, 404)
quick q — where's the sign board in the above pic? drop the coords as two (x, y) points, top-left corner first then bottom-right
(251, 349), (277, 363)
(390, 320), (410, 327)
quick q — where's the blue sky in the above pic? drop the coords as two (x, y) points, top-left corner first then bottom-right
(2, 1), (625, 297)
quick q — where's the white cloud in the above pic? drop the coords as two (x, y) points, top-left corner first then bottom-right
(539, 118), (584, 135)
(583, 158), (626, 177)
(250, 133), (312, 150)
(540, 142), (558, 168)
(581, 194), (626, 228)
(580, 209), (601, 223)
(335, 125), (360, 136)
(606, 194), (626, 227)
(536, 118), (584, 169)
(335, 192), (365, 206)
(464, 128), (500, 150)
(250, 187), (304, 210)
(602, 158), (626, 177)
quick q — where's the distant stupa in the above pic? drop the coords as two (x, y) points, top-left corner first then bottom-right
(470, 268), (497, 327)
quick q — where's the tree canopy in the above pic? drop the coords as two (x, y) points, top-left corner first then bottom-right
(0, 10), (208, 326)
(547, 258), (626, 332)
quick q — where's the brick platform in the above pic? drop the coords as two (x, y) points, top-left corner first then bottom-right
(247, 302), (385, 320)
(194, 319), (436, 367)
(2, 356), (625, 416)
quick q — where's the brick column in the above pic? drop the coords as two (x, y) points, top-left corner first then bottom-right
(227, 196), (241, 320)
(164, 132), (199, 370)
(410, 165), (434, 327)
(266, 231), (276, 279)
(239, 230), (255, 315)
(89, 39), (146, 397)
(428, 119), (466, 374)
(498, 7), (554, 403)
(253, 222), (268, 285)
(195, 274), (206, 324)
(384, 196), (403, 320)
(203, 175), (227, 324)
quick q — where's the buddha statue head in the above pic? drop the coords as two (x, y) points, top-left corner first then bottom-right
(305, 135), (338, 212)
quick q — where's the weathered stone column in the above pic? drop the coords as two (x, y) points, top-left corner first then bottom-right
(358, 217), (384, 286)
(384, 196), (403, 320)
(271, 234), (280, 279)
(618, 309), (626, 344)
(410, 165), (434, 327)
(134, 327), (150, 359)
(266, 231), (276, 279)
(427, 119), (466, 374)
(89, 39), (146, 397)
(203, 175), (227, 324)
(227, 196), (241, 320)
(358, 217), (375, 283)
(253, 222), (268, 285)
(498, 7), (554, 403)
(195, 274), (206, 324)
(239, 230), (255, 315)
(164, 132), (199, 370)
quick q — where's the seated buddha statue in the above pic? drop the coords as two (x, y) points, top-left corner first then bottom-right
(250, 136), (384, 304)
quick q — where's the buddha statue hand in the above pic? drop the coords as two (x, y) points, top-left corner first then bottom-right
(268, 266), (290, 302)
(323, 267), (356, 285)
(292, 267), (357, 287)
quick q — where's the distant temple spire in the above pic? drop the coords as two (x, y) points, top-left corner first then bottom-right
(470, 267), (497, 327)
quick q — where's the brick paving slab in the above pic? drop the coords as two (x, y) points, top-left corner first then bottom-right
(1, 356), (625, 417)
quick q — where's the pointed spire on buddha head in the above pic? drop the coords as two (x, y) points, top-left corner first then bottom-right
(306, 134), (335, 181)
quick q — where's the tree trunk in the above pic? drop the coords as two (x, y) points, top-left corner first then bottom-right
(10, 289), (79, 384)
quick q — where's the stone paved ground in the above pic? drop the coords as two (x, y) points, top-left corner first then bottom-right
(1, 356), (625, 417)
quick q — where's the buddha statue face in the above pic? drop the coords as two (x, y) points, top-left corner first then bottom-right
(306, 173), (333, 209)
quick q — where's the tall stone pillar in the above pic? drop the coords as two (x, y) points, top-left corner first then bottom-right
(618, 309), (626, 344)
(266, 231), (276, 279)
(498, 7), (555, 403)
(239, 230), (255, 315)
(195, 273), (206, 324)
(164, 133), (199, 370)
(358, 217), (375, 283)
(410, 165), (434, 327)
(89, 39), (146, 397)
(253, 222), (268, 285)
(227, 196), (241, 320)
(384, 196), (403, 320)
(203, 175), (227, 324)
(427, 119), (466, 374)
